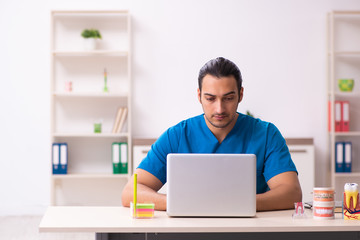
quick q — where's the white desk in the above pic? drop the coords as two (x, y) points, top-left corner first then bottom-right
(39, 206), (360, 240)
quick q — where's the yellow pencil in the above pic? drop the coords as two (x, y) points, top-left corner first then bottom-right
(133, 173), (137, 217)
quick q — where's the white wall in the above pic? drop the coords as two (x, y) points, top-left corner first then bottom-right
(0, 0), (359, 215)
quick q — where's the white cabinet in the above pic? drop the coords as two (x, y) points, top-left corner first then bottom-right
(50, 10), (131, 206)
(287, 139), (315, 203)
(133, 139), (167, 194)
(133, 145), (152, 174)
(132, 139), (156, 173)
(328, 11), (360, 201)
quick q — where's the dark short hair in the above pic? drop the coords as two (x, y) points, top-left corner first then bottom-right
(198, 57), (242, 94)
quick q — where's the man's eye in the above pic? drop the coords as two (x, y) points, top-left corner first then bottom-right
(206, 98), (215, 101)
(224, 97), (234, 101)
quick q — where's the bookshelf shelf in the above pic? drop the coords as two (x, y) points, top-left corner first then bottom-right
(328, 11), (360, 201)
(328, 92), (360, 99)
(334, 172), (360, 178)
(333, 51), (360, 56)
(50, 10), (132, 206)
(334, 92), (360, 98)
(52, 10), (129, 16)
(53, 50), (128, 57)
(53, 92), (128, 99)
(332, 132), (360, 137)
(52, 173), (129, 180)
(53, 132), (130, 138)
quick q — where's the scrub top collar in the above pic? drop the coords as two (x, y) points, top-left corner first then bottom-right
(200, 112), (243, 146)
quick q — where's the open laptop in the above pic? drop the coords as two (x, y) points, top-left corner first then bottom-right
(166, 153), (256, 217)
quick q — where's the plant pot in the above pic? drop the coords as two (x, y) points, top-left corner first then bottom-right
(338, 79), (354, 92)
(83, 38), (97, 51)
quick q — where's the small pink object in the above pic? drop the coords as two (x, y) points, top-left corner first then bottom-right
(65, 81), (72, 92)
(292, 202), (306, 219)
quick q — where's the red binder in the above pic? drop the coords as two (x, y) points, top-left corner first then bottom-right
(342, 101), (350, 132)
(335, 101), (342, 132)
(328, 101), (331, 132)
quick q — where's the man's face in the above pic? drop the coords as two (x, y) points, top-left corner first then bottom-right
(198, 74), (243, 129)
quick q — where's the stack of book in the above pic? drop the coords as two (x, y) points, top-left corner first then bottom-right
(112, 107), (128, 133)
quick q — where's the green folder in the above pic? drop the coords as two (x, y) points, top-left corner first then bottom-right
(112, 142), (128, 174)
(119, 142), (128, 174)
(112, 142), (120, 174)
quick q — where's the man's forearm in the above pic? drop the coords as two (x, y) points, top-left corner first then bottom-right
(256, 184), (302, 211)
(122, 183), (167, 211)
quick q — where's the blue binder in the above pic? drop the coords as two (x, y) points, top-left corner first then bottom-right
(52, 143), (68, 174)
(344, 142), (352, 173)
(335, 142), (344, 173)
(52, 143), (60, 174)
(59, 143), (68, 174)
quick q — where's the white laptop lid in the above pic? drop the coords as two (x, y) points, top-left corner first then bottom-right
(166, 154), (256, 217)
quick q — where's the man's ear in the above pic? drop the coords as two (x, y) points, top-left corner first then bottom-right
(239, 87), (244, 103)
(197, 88), (202, 103)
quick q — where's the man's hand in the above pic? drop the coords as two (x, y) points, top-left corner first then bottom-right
(121, 169), (167, 211)
(256, 171), (302, 211)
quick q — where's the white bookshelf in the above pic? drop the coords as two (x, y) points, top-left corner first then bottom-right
(328, 11), (360, 201)
(50, 10), (131, 206)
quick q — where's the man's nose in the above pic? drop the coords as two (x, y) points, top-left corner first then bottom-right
(215, 99), (224, 113)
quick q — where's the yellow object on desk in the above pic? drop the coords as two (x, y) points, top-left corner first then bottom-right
(133, 174), (137, 217)
(131, 173), (155, 218)
(130, 202), (155, 218)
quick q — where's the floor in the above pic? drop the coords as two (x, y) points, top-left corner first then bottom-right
(0, 216), (94, 240)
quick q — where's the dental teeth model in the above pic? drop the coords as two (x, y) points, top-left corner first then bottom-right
(343, 183), (360, 220)
(344, 183), (358, 209)
(312, 187), (335, 219)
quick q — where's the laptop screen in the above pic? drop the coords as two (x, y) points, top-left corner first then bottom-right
(166, 153), (256, 217)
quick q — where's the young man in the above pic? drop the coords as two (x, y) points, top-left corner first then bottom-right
(122, 57), (302, 211)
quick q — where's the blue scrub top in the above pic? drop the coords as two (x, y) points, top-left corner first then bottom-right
(138, 113), (297, 194)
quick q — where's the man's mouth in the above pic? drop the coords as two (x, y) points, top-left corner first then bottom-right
(213, 115), (227, 120)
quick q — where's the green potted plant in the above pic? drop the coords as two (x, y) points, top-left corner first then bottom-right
(81, 28), (102, 50)
(246, 110), (254, 118)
